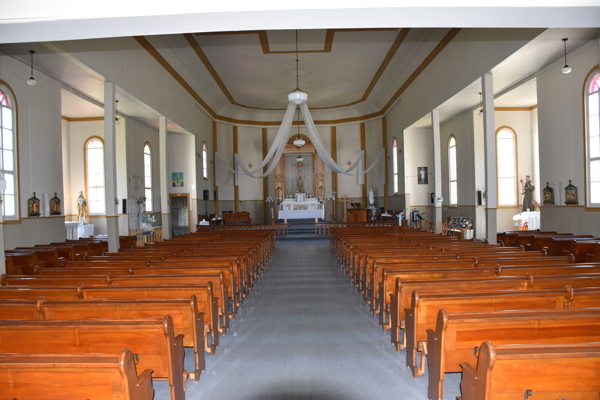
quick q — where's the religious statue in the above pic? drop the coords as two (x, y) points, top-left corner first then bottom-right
(520, 175), (535, 212)
(76, 190), (88, 223)
(318, 185), (324, 200)
(27, 193), (41, 217)
(368, 186), (375, 208)
(50, 193), (61, 215)
(276, 186), (283, 202)
(296, 175), (304, 193)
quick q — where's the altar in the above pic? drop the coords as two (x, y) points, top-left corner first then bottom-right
(278, 193), (324, 221)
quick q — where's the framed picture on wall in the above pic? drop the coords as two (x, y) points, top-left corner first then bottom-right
(172, 172), (184, 187)
(417, 167), (428, 185)
(542, 182), (555, 205)
(564, 180), (578, 205)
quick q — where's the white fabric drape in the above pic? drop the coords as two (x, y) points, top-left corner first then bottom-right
(215, 98), (385, 187)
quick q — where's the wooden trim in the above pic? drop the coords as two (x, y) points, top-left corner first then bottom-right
(494, 107), (533, 112)
(0, 79), (21, 224)
(382, 28), (461, 114)
(138, 29), (459, 125)
(331, 127), (338, 220)
(382, 117), (388, 210)
(582, 65), (600, 210)
(530, 105), (538, 110)
(262, 127), (269, 223)
(360, 123), (367, 206)
(212, 120), (220, 215)
(232, 126), (240, 212)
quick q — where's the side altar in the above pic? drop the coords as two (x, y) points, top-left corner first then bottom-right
(278, 193), (324, 221)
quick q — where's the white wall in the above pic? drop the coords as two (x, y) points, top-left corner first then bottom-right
(404, 127), (434, 207)
(0, 54), (66, 250)
(336, 123), (362, 199)
(538, 39), (600, 236)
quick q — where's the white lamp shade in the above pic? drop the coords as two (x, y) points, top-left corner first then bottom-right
(293, 137), (305, 147)
(27, 77), (37, 86)
(296, 157), (304, 162)
(562, 65), (572, 74)
(288, 91), (308, 104)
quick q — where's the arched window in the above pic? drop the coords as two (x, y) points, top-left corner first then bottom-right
(448, 135), (457, 206)
(144, 143), (152, 212)
(0, 83), (18, 219)
(392, 137), (398, 193)
(496, 127), (517, 206)
(202, 141), (208, 180)
(585, 70), (600, 206)
(85, 137), (105, 215)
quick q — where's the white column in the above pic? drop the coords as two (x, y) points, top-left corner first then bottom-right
(482, 72), (497, 243)
(432, 108), (442, 234)
(0, 192), (5, 274)
(159, 116), (171, 239)
(103, 82), (120, 252)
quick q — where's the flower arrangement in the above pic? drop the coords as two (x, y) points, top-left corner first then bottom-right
(532, 200), (540, 211)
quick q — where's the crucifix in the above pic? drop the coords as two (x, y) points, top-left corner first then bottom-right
(339, 195), (353, 222)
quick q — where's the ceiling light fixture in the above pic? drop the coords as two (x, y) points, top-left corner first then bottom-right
(296, 156), (304, 162)
(292, 29), (306, 148)
(478, 92), (484, 117)
(561, 38), (572, 74)
(115, 100), (120, 125)
(27, 50), (36, 86)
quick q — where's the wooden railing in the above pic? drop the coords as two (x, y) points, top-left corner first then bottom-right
(196, 223), (289, 237)
(315, 221), (397, 236)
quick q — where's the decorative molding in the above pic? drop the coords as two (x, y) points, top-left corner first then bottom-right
(62, 116), (104, 122)
(494, 106), (536, 112)
(136, 29), (461, 126)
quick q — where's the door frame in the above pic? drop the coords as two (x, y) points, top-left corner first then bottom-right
(169, 193), (191, 234)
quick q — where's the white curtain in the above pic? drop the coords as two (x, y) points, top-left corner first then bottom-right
(215, 97), (385, 187)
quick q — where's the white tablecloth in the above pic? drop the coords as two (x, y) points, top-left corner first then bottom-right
(279, 209), (324, 220)
(65, 221), (82, 240)
(82, 224), (95, 238)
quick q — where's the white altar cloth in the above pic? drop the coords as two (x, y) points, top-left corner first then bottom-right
(279, 209), (324, 220)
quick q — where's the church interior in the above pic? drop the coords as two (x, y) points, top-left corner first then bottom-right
(1, 3), (600, 399)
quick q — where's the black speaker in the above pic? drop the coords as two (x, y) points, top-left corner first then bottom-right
(203, 190), (209, 201)
(214, 190), (217, 201)
(477, 190), (482, 206)
(122, 199), (127, 214)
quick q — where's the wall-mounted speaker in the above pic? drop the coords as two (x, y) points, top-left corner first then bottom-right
(214, 190), (217, 201)
(477, 190), (482, 206)
(122, 199), (127, 214)
(203, 190), (209, 201)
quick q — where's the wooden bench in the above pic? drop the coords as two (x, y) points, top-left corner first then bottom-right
(427, 308), (600, 400)
(0, 349), (153, 400)
(400, 286), (600, 373)
(0, 316), (186, 399)
(458, 341), (600, 400)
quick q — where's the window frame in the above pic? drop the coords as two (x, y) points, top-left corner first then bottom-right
(392, 137), (399, 194)
(202, 141), (208, 181)
(84, 136), (106, 216)
(143, 142), (153, 213)
(448, 135), (458, 206)
(0, 81), (20, 222)
(584, 66), (600, 210)
(495, 126), (519, 208)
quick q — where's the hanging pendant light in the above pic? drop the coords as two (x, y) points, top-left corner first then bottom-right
(296, 156), (304, 162)
(27, 50), (37, 86)
(293, 107), (305, 147)
(561, 38), (572, 74)
(478, 92), (484, 117)
(288, 29), (308, 105)
(115, 100), (120, 125)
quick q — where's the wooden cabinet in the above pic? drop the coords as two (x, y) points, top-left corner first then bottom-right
(347, 209), (369, 223)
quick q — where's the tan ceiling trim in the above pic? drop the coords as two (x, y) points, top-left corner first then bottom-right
(137, 30), (459, 127)
(134, 36), (217, 119)
(382, 28), (462, 114)
(190, 28), (406, 111)
(62, 116), (105, 122)
(530, 105), (538, 110)
(495, 107), (534, 111)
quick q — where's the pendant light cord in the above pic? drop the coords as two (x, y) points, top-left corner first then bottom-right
(563, 38), (568, 65)
(295, 30), (300, 91)
(30, 51), (34, 77)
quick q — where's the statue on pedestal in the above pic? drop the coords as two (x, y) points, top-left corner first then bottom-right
(520, 175), (535, 212)
(368, 186), (375, 208)
(296, 175), (304, 193)
(76, 191), (87, 223)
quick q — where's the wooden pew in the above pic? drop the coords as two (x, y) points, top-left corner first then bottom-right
(0, 349), (153, 400)
(1, 272), (230, 333)
(0, 316), (186, 399)
(0, 297), (206, 377)
(458, 341), (600, 400)
(427, 308), (600, 400)
(6, 248), (63, 268)
(400, 286), (600, 371)
(4, 252), (41, 275)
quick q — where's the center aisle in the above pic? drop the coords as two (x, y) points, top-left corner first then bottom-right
(180, 239), (460, 400)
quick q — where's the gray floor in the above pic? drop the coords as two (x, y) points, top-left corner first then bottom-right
(155, 239), (461, 400)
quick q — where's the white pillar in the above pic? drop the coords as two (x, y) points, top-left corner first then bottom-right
(482, 72), (497, 243)
(432, 108), (442, 234)
(0, 197), (5, 274)
(103, 82), (120, 252)
(159, 116), (171, 239)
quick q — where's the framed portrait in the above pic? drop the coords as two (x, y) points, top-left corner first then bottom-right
(172, 172), (184, 187)
(417, 167), (428, 185)
(564, 180), (578, 205)
(542, 183), (555, 205)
